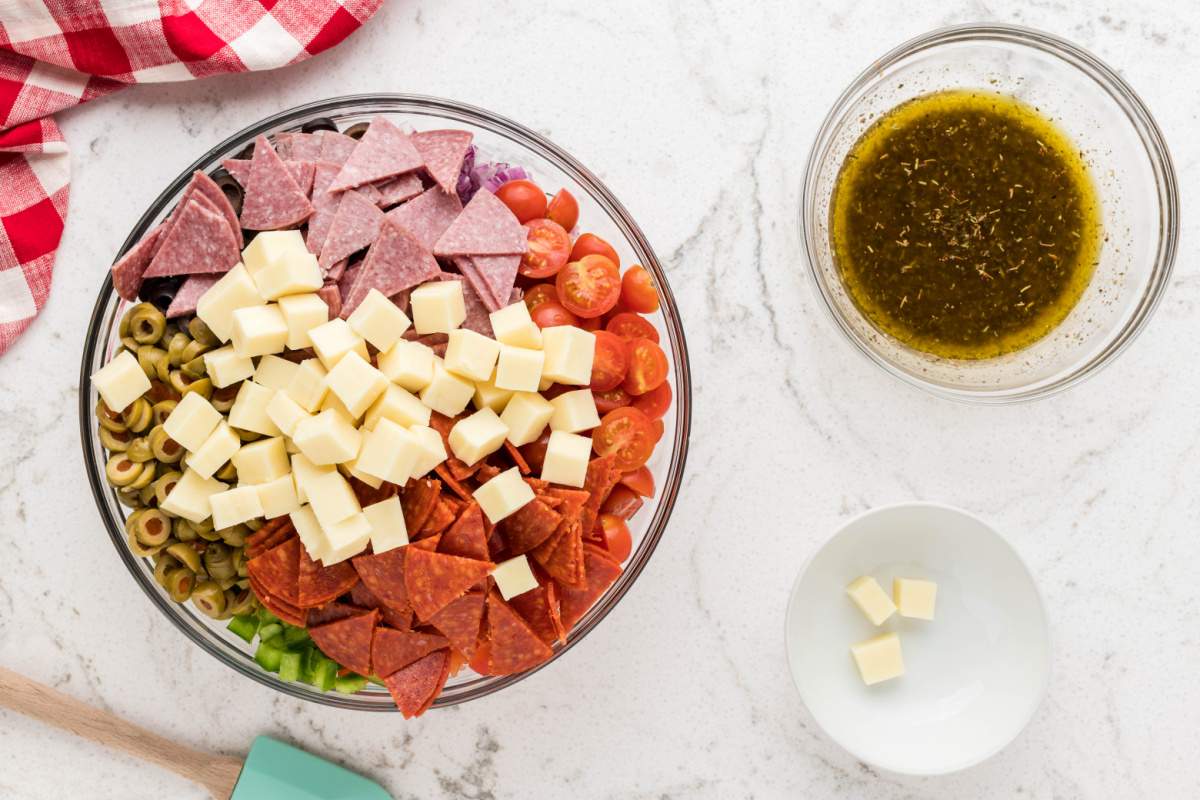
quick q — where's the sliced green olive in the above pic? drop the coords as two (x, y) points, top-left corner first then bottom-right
(178, 376), (212, 400)
(124, 508), (146, 535)
(136, 345), (168, 380)
(125, 460), (157, 490)
(134, 509), (172, 547)
(191, 581), (227, 618)
(153, 470), (182, 505)
(196, 523), (223, 542)
(165, 541), (203, 572)
(99, 426), (132, 452)
(226, 587), (257, 616)
(214, 460), (238, 482)
(116, 491), (140, 510)
(167, 332), (191, 367)
(128, 303), (167, 345)
(137, 483), (157, 507)
(127, 529), (166, 558)
(151, 399), (177, 427)
(203, 542), (237, 581)
(181, 355), (207, 379)
(180, 339), (211, 363)
(218, 524), (247, 548)
(173, 518), (198, 542)
(210, 383), (239, 413)
(125, 436), (154, 463)
(244, 517), (264, 533)
(122, 397), (154, 433)
(96, 399), (127, 432)
(187, 317), (220, 348)
(105, 455), (144, 487)
(164, 567), (196, 602)
(153, 553), (179, 586)
(148, 425), (183, 463)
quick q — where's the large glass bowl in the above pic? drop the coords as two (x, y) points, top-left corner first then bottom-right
(801, 24), (1178, 403)
(79, 95), (691, 711)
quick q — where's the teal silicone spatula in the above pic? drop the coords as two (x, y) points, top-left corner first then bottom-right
(0, 666), (392, 799)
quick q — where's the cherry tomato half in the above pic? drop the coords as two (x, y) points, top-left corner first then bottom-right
(577, 315), (603, 331)
(605, 312), (659, 343)
(597, 514), (633, 562)
(569, 233), (620, 268)
(519, 430), (551, 473)
(593, 407), (656, 471)
(619, 465), (656, 498)
(495, 179), (546, 223)
(631, 379), (671, 419)
(619, 265), (660, 313)
(623, 338), (668, 396)
(590, 331), (629, 391)
(651, 417), (665, 442)
(531, 301), (578, 329)
(546, 188), (579, 231)
(601, 487), (644, 521)
(523, 283), (558, 313)
(556, 255), (621, 319)
(519, 219), (571, 278)
(593, 386), (632, 415)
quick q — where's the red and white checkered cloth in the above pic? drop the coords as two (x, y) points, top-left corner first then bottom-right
(0, 0), (382, 355)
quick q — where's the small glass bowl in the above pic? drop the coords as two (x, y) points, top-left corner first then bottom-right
(801, 24), (1178, 403)
(78, 95), (692, 711)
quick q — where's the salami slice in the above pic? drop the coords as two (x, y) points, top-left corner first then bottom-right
(433, 189), (527, 257)
(143, 196), (240, 278)
(319, 131), (359, 165)
(557, 544), (622, 630)
(246, 536), (302, 605)
(503, 498), (563, 555)
(189, 170), (243, 248)
(470, 590), (553, 675)
(307, 602), (369, 627)
(383, 649), (450, 718)
(400, 477), (442, 534)
(330, 117), (423, 192)
(317, 189), (384, 271)
(426, 589), (485, 658)
(508, 582), (566, 646)
(531, 521), (585, 589)
(111, 223), (166, 301)
(437, 273), (493, 337)
(371, 626), (449, 678)
(287, 132), (324, 162)
(165, 274), (219, 318)
(404, 547), (493, 622)
(412, 130), (473, 194)
(385, 186), (462, 250)
(222, 159), (312, 199)
(240, 135), (314, 231)
(438, 503), (489, 561)
(340, 219), (440, 317)
(376, 172), (424, 207)
(316, 283), (342, 318)
(297, 545), (360, 608)
(288, 160), (316, 196)
(351, 548), (411, 613)
(309, 608), (378, 676)
(221, 158), (251, 186)
(273, 132), (295, 160)
(306, 161), (343, 254)
(324, 258), (348, 284)
(456, 254), (520, 312)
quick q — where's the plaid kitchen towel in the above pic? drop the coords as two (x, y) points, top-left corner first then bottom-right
(0, 0), (383, 355)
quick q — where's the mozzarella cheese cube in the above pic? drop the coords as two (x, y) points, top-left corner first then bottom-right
(92, 350), (151, 414)
(448, 408), (509, 466)
(348, 289), (411, 351)
(292, 408), (362, 466)
(540, 430), (591, 488)
(291, 452), (334, 505)
(305, 469), (361, 529)
(324, 351), (388, 418)
(309, 318), (368, 369)
(893, 577), (938, 620)
(227, 380), (281, 437)
(493, 345), (544, 392)
(364, 383), (430, 431)
(500, 392), (554, 447)
(202, 345), (254, 389)
(549, 388), (600, 433)
(163, 392), (221, 452)
(493, 555), (538, 600)
(187, 421), (241, 479)
(473, 466), (535, 523)
(539, 375), (555, 392)
(319, 389), (363, 424)
(408, 424), (448, 479)
(231, 303), (288, 358)
(489, 302), (543, 349)
(541, 326), (595, 385)
(410, 280), (466, 334)
(252, 354), (299, 392)
(377, 339), (435, 391)
(160, 469), (226, 523)
(419, 359), (475, 418)
(290, 504), (328, 561)
(285, 358), (328, 413)
(363, 495), (408, 554)
(322, 512), (373, 565)
(277, 293), (329, 350)
(338, 459), (379, 491)
(850, 632), (905, 686)
(230, 436), (289, 485)
(472, 376), (514, 413)
(355, 418), (419, 484)
(253, 250), (322, 300)
(444, 329), (500, 382)
(196, 263), (263, 342)
(846, 576), (896, 626)
(209, 485), (264, 531)
(265, 389), (309, 438)
(241, 230), (308, 277)
(256, 473), (300, 519)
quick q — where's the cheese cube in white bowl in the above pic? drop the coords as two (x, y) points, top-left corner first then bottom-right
(230, 304), (288, 358)
(364, 383), (431, 431)
(489, 302), (542, 349)
(277, 293), (329, 350)
(325, 351), (388, 418)
(540, 430), (591, 488)
(348, 289), (411, 351)
(472, 376), (514, 413)
(894, 577), (938, 620)
(253, 250), (322, 301)
(377, 339), (435, 392)
(355, 418), (419, 484)
(187, 421), (241, 480)
(256, 473), (300, 519)
(227, 380), (281, 437)
(449, 408), (509, 466)
(364, 495), (408, 554)
(322, 512), (373, 565)
(196, 264), (262, 342)
(209, 485), (264, 531)
(92, 351), (151, 414)
(290, 452), (334, 505)
(541, 326), (595, 385)
(230, 436), (289, 485)
(500, 392), (554, 446)
(444, 328), (501, 382)
(241, 230), (308, 277)
(408, 424), (448, 479)
(203, 345), (254, 389)
(411, 280), (466, 334)
(846, 576), (896, 626)
(850, 632), (905, 686)
(163, 392), (221, 452)
(252, 354), (299, 392)
(160, 469), (226, 524)
(420, 359), (475, 418)
(284, 358), (328, 413)
(309, 318), (368, 370)
(494, 345), (544, 392)
(292, 408), (362, 465)
(265, 390), (309, 438)
(493, 555), (538, 600)
(304, 469), (361, 529)
(290, 504), (327, 561)
(473, 467), (535, 523)
(549, 388), (600, 433)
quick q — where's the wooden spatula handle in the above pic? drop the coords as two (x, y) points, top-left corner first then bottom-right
(0, 666), (243, 799)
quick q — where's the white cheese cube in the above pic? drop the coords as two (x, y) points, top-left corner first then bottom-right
(539, 375), (555, 392)
(203, 345), (254, 389)
(160, 469), (226, 524)
(541, 326), (595, 386)
(339, 459), (380, 490)
(305, 469), (361, 529)
(322, 512), (372, 565)
(449, 408), (509, 466)
(292, 408), (362, 466)
(493, 555), (538, 600)
(252, 354), (299, 392)
(253, 250), (322, 300)
(324, 351), (388, 419)
(290, 452), (334, 505)
(355, 418), (419, 484)
(500, 392), (554, 447)
(265, 389), (309, 438)
(319, 389), (363, 425)
(277, 293), (329, 350)
(163, 392), (221, 452)
(851, 632), (905, 686)
(209, 485), (264, 531)
(196, 263), (263, 342)
(540, 430), (591, 488)
(241, 230), (308, 277)
(231, 304), (288, 358)
(363, 495), (408, 554)
(444, 328), (500, 382)
(284, 358), (328, 413)
(472, 376), (514, 413)
(364, 383), (431, 431)
(408, 424), (448, 479)
(227, 380), (281, 437)
(309, 318), (368, 370)
(473, 466), (535, 523)
(187, 421), (241, 480)
(348, 288), (411, 351)
(846, 576), (897, 626)
(92, 350), (151, 414)
(489, 302), (543, 349)
(377, 339), (435, 391)
(894, 577), (938, 620)
(493, 345), (544, 392)
(549, 388), (600, 433)
(290, 504), (328, 561)
(257, 473), (300, 519)
(419, 359), (475, 418)
(231, 436), (289, 485)
(410, 280), (466, 334)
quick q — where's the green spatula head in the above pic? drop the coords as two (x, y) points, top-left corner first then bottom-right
(231, 736), (392, 800)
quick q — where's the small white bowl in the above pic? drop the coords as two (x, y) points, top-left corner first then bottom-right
(785, 502), (1050, 775)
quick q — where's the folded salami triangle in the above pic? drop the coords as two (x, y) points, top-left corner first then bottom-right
(330, 116), (423, 192)
(111, 222), (165, 301)
(143, 194), (240, 278)
(318, 188), (384, 271)
(340, 218), (441, 317)
(386, 186), (462, 250)
(239, 134), (314, 230)
(412, 129), (473, 194)
(433, 188), (528, 257)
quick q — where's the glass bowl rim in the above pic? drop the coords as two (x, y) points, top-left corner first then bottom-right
(799, 22), (1180, 404)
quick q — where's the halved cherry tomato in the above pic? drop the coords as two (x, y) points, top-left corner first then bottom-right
(495, 179), (546, 223)
(518, 219), (571, 278)
(593, 387), (632, 414)
(651, 417), (665, 442)
(546, 188), (579, 231)
(631, 379), (671, 419)
(556, 255), (621, 319)
(578, 315), (603, 331)
(593, 407), (655, 471)
(619, 265), (659, 313)
(519, 429), (551, 473)
(531, 301), (578, 329)
(623, 338), (668, 396)
(606, 312), (659, 343)
(569, 233), (620, 268)
(597, 514), (633, 562)
(619, 465), (655, 498)
(589, 331), (629, 391)
(601, 487), (643, 521)
(523, 283), (558, 313)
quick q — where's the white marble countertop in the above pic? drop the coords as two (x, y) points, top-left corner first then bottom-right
(1, 0), (1198, 797)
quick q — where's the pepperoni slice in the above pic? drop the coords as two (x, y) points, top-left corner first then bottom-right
(508, 583), (566, 647)
(309, 608), (379, 677)
(246, 537), (301, 606)
(383, 649), (450, 718)
(438, 503), (489, 561)
(426, 589), (486, 658)
(404, 547), (494, 621)
(557, 545), (623, 630)
(351, 548), (411, 614)
(371, 626), (449, 678)
(296, 546), (360, 608)
(400, 477), (443, 534)
(469, 591), (553, 675)
(530, 522), (585, 589)
(503, 499), (563, 555)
